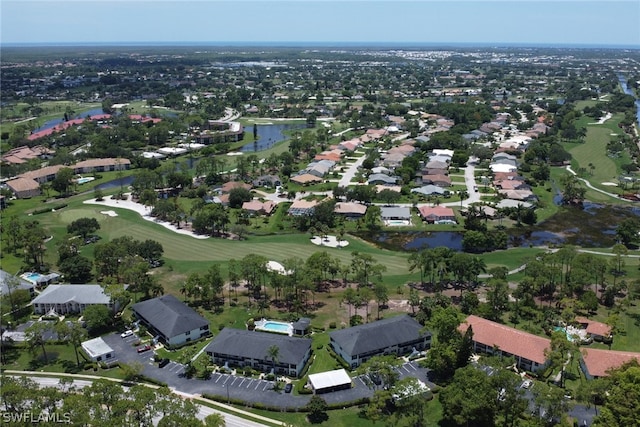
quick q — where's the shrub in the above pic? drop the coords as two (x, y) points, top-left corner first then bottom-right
(328, 322), (336, 329)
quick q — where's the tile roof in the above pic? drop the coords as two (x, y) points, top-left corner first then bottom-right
(582, 348), (640, 377)
(575, 317), (612, 337)
(459, 315), (550, 365)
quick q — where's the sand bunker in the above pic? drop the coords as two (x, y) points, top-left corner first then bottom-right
(601, 182), (618, 186)
(101, 210), (118, 217)
(310, 235), (349, 248)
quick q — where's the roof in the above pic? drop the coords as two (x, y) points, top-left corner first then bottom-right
(6, 177), (40, 193)
(582, 348), (640, 377)
(32, 284), (110, 306)
(368, 173), (397, 185)
(73, 158), (131, 168)
(418, 206), (455, 218)
(0, 269), (34, 294)
(205, 328), (311, 365)
(292, 317), (311, 330)
(380, 206), (411, 219)
(290, 173), (322, 184)
(412, 185), (445, 196)
(334, 202), (367, 215)
(81, 337), (114, 358)
(459, 315), (550, 365)
(132, 294), (209, 339)
(308, 368), (352, 390)
(329, 315), (428, 357)
(575, 317), (612, 337)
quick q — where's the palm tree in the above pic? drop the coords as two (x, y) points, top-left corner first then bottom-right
(266, 345), (280, 374)
(459, 189), (468, 208)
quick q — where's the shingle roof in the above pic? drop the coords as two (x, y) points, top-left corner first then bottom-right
(329, 315), (428, 357)
(205, 328), (311, 365)
(459, 315), (550, 364)
(32, 284), (110, 306)
(132, 295), (209, 339)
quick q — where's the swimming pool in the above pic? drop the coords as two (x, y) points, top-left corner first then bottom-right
(21, 272), (44, 285)
(76, 177), (96, 184)
(255, 319), (293, 336)
(386, 220), (410, 226)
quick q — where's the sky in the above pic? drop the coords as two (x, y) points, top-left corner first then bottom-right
(1, 0), (639, 47)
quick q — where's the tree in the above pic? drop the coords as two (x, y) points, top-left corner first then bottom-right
(228, 187), (253, 209)
(266, 344), (280, 373)
(82, 304), (112, 332)
(378, 189), (401, 205)
(356, 355), (402, 390)
(59, 254), (93, 283)
(121, 361), (144, 382)
(616, 218), (640, 248)
(25, 321), (50, 363)
(67, 217), (100, 240)
(439, 365), (497, 426)
(374, 283), (389, 319)
(306, 395), (329, 424)
(51, 167), (75, 196)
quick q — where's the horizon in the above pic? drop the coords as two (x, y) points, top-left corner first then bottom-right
(2, 1), (639, 48)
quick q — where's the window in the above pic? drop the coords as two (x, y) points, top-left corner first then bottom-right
(185, 330), (191, 335)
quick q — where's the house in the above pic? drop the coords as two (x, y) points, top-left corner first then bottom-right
(131, 295), (210, 347)
(425, 160), (448, 170)
(32, 284), (114, 315)
(334, 202), (367, 219)
(329, 315), (431, 368)
(19, 165), (63, 184)
(459, 315), (550, 373)
(220, 181), (252, 193)
(305, 160), (335, 178)
(580, 348), (640, 379)
(82, 337), (116, 363)
(205, 328), (312, 377)
(380, 207), (411, 221)
(242, 200), (276, 216)
(288, 200), (318, 216)
(308, 368), (352, 394)
(6, 177), (41, 199)
(253, 175), (281, 188)
(290, 173), (322, 185)
(418, 206), (456, 223)
(411, 185), (445, 197)
(575, 317), (612, 342)
(73, 158), (131, 173)
(421, 174), (451, 187)
(0, 269), (35, 298)
(367, 173), (397, 186)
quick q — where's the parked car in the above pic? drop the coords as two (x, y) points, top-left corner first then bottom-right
(121, 330), (134, 338)
(284, 383), (293, 393)
(522, 380), (533, 389)
(158, 358), (170, 368)
(137, 344), (151, 353)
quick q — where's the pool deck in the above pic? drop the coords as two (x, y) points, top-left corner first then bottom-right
(254, 319), (294, 336)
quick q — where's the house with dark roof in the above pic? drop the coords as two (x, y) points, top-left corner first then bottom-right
(459, 315), (550, 373)
(32, 284), (115, 315)
(329, 315), (431, 368)
(131, 295), (210, 347)
(205, 328), (312, 377)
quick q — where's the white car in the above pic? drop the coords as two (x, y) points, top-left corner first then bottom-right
(522, 380), (533, 389)
(121, 330), (134, 338)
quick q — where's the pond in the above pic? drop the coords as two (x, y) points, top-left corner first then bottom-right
(93, 176), (135, 191)
(358, 203), (639, 252)
(33, 108), (107, 132)
(240, 123), (307, 152)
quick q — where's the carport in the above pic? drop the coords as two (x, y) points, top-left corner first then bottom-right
(308, 369), (352, 394)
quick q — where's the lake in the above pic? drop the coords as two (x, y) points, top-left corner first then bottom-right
(240, 123), (307, 152)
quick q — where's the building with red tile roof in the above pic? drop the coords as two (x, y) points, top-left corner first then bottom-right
(418, 206), (456, 223)
(459, 315), (551, 372)
(6, 177), (41, 199)
(575, 317), (612, 341)
(241, 200), (275, 216)
(580, 348), (640, 379)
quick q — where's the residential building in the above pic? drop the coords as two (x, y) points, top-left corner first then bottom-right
(0, 269), (35, 298)
(242, 200), (276, 216)
(411, 185), (445, 197)
(459, 315), (550, 373)
(580, 348), (640, 379)
(575, 317), (612, 342)
(334, 202), (367, 219)
(288, 200), (318, 216)
(6, 177), (41, 199)
(131, 295), (210, 347)
(380, 207), (411, 221)
(418, 206), (456, 223)
(367, 173), (397, 186)
(73, 158), (131, 173)
(205, 328), (312, 377)
(329, 315), (431, 368)
(289, 173), (322, 185)
(32, 284), (114, 315)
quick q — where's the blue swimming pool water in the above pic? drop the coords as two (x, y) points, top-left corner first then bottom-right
(21, 272), (43, 283)
(77, 177), (95, 184)
(262, 322), (291, 333)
